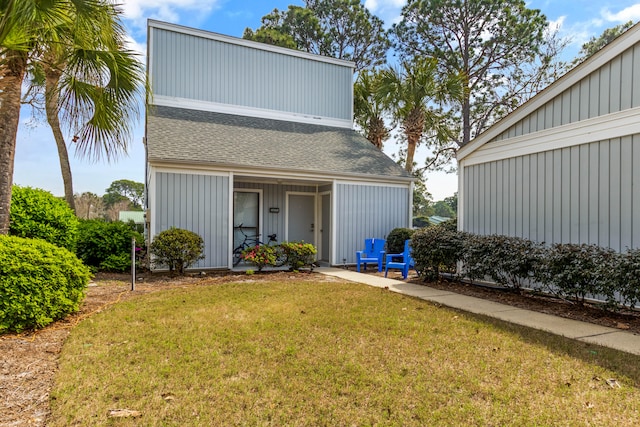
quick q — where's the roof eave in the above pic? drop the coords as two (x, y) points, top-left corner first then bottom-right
(147, 158), (415, 184)
(457, 22), (640, 162)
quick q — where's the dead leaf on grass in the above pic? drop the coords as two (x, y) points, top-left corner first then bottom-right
(108, 409), (142, 418)
(606, 379), (621, 388)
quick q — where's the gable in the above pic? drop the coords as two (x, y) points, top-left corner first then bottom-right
(146, 106), (410, 181)
(459, 23), (640, 162)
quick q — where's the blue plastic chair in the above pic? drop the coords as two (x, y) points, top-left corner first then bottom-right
(384, 239), (415, 279)
(356, 238), (386, 272)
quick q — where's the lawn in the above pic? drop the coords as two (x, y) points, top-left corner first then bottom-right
(49, 279), (640, 426)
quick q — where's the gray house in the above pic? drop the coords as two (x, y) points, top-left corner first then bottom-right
(145, 20), (413, 269)
(457, 23), (640, 252)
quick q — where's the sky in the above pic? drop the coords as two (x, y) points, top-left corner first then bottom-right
(12, 0), (640, 201)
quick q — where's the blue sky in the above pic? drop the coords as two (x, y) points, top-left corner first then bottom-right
(12, 0), (640, 201)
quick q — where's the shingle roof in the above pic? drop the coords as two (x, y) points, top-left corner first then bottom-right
(146, 106), (410, 179)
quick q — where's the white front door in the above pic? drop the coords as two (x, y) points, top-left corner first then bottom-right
(287, 193), (315, 244)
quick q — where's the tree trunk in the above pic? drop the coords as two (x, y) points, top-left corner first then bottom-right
(0, 53), (27, 234)
(44, 66), (76, 212)
(461, 95), (471, 147)
(367, 115), (388, 150)
(403, 107), (425, 173)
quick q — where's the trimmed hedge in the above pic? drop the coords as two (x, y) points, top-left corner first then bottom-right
(279, 242), (317, 270)
(9, 185), (78, 251)
(411, 223), (467, 281)
(150, 228), (205, 274)
(386, 228), (415, 255)
(534, 243), (618, 306)
(0, 235), (92, 333)
(615, 249), (640, 309)
(410, 228), (640, 310)
(463, 234), (542, 290)
(75, 219), (144, 272)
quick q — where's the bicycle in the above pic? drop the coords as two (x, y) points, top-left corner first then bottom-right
(232, 223), (278, 267)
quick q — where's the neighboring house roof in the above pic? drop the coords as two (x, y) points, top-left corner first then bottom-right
(146, 105), (411, 180)
(428, 215), (450, 225)
(457, 22), (640, 162)
(119, 211), (145, 224)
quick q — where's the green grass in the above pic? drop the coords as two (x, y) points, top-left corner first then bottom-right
(50, 280), (640, 426)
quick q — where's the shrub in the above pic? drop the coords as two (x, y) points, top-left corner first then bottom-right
(463, 234), (542, 290)
(150, 227), (205, 274)
(411, 224), (468, 281)
(280, 241), (317, 270)
(412, 216), (431, 228)
(534, 243), (617, 305)
(75, 220), (144, 272)
(0, 235), (92, 333)
(9, 185), (78, 251)
(241, 244), (277, 271)
(613, 249), (640, 309)
(386, 228), (415, 255)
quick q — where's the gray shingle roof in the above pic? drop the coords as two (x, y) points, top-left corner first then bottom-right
(146, 106), (410, 179)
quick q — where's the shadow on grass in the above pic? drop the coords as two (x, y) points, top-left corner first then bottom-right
(454, 309), (640, 387)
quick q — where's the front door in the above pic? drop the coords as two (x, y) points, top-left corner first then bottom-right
(287, 194), (315, 244)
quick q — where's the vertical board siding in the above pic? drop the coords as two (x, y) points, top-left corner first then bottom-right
(155, 172), (229, 268)
(462, 135), (640, 251)
(335, 184), (410, 264)
(494, 42), (640, 141)
(234, 182), (316, 243)
(151, 28), (352, 120)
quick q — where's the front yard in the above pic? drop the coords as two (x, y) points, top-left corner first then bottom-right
(3, 272), (640, 426)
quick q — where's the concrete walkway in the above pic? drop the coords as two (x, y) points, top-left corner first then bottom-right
(316, 267), (640, 356)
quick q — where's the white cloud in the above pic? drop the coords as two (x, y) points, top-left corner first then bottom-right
(124, 34), (147, 64)
(602, 3), (640, 23)
(119, 0), (220, 33)
(364, 0), (406, 27)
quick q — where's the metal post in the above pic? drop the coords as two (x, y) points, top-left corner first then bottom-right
(131, 237), (136, 291)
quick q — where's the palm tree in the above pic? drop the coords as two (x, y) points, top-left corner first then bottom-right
(377, 58), (462, 173)
(0, 0), (144, 230)
(353, 70), (389, 150)
(28, 2), (144, 212)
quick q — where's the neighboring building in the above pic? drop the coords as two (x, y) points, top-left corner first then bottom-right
(145, 20), (413, 269)
(428, 216), (450, 226)
(118, 211), (145, 225)
(457, 23), (640, 252)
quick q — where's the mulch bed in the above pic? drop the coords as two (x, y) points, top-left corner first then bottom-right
(1, 269), (639, 426)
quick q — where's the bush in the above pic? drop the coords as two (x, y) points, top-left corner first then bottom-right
(9, 185), (78, 251)
(463, 234), (542, 290)
(280, 241), (317, 270)
(0, 235), (92, 333)
(75, 220), (144, 272)
(150, 227), (205, 274)
(241, 244), (278, 271)
(534, 243), (617, 305)
(613, 249), (640, 309)
(386, 228), (415, 255)
(411, 224), (468, 281)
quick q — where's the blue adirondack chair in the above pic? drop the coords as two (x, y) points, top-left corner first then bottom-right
(356, 238), (386, 272)
(384, 239), (415, 279)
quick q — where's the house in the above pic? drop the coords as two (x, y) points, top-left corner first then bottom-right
(457, 23), (640, 252)
(145, 20), (413, 269)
